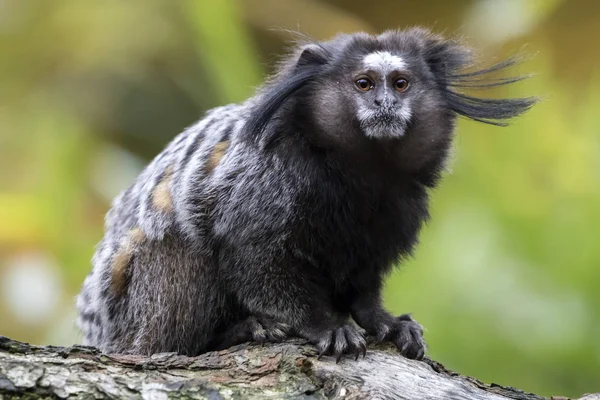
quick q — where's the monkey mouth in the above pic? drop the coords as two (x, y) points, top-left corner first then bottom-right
(359, 114), (408, 139)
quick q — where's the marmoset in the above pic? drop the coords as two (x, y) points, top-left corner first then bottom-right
(77, 28), (535, 361)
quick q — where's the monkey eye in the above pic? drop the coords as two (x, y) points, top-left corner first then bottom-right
(355, 77), (374, 92)
(394, 77), (409, 92)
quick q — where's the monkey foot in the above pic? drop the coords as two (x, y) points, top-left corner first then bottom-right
(247, 316), (290, 343)
(374, 314), (426, 360)
(213, 316), (290, 350)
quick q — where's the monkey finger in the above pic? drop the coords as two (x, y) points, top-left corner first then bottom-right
(334, 327), (348, 363)
(375, 324), (391, 343)
(316, 331), (333, 360)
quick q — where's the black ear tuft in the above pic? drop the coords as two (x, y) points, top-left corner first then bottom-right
(424, 36), (537, 126)
(242, 43), (331, 146)
(423, 38), (472, 82)
(296, 44), (329, 69)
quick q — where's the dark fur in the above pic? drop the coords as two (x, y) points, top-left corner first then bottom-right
(76, 28), (535, 361)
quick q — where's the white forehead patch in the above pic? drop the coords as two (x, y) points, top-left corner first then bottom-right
(363, 51), (406, 75)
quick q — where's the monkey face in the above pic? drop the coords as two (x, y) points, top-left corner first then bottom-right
(304, 31), (455, 157)
(351, 51), (416, 139)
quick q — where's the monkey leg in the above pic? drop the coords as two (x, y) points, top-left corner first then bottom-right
(222, 258), (366, 362)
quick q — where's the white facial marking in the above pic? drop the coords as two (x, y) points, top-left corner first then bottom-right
(358, 52), (411, 139)
(356, 107), (376, 124)
(363, 51), (406, 75)
(398, 98), (412, 121)
(355, 98), (412, 139)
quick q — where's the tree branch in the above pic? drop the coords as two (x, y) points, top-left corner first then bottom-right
(0, 336), (596, 399)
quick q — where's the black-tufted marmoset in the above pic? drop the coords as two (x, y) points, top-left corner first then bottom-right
(76, 28), (535, 362)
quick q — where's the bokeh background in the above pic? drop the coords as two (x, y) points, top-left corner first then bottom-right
(1, 0), (599, 397)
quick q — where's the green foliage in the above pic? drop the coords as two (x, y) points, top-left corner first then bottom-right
(0, 1), (598, 397)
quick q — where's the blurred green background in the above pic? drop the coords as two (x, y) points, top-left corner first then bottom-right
(1, 0), (598, 397)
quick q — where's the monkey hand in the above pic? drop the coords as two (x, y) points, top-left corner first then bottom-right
(298, 323), (367, 363)
(372, 314), (426, 360)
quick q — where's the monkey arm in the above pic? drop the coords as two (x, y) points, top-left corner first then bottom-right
(217, 243), (367, 362)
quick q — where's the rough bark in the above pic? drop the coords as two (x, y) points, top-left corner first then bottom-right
(0, 336), (597, 400)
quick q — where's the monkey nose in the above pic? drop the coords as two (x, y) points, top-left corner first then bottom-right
(374, 97), (397, 107)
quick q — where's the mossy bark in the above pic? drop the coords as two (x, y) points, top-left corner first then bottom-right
(0, 336), (597, 399)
